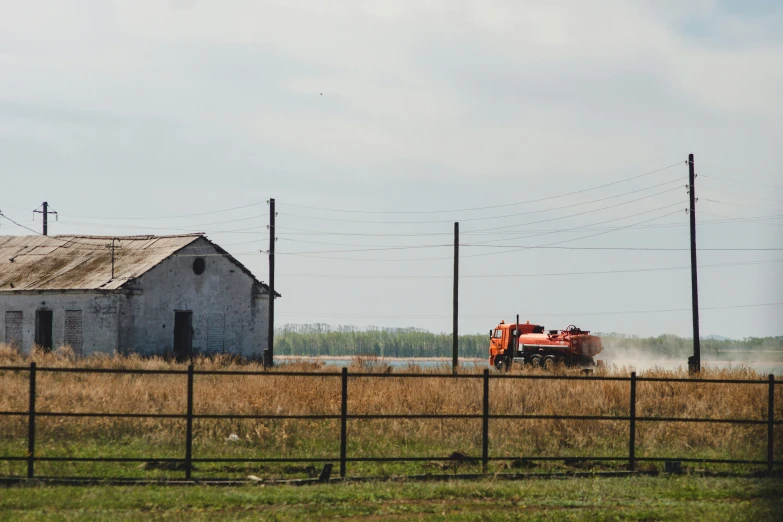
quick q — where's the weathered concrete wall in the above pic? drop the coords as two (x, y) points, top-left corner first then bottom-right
(119, 238), (269, 357)
(0, 293), (121, 355)
(1, 238), (270, 357)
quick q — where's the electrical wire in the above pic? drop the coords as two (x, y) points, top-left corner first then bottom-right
(277, 244), (783, 263)
(278, 161), (684, 214)
(699, 210), (783, 228)
(53, 223), (266, 235)
(274, 258), (783, 279)
(275, 202), (684, 251)
(63, 202), (266, 220)
(464, 202), (683, 246)
(700, 187), (783, 204)
(459, 208), (685, 259)
(465, 188), (683, 234)
(279, 183), (683, 225)
(54, 214), (267, 231)
(270, 209), (681, 258)
(273, 213), (783, 238)
(702, 199), (783, 213)
(0, 212), (158, 252)
(699, 173), (783, 190)
(0, 211), (266, 254)
(25, 241), (775, 260)
(277, 302), (783, 319)
(0, 211), (44, 236)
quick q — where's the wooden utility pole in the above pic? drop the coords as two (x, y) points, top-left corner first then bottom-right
(108, 238), (121, 279)
(265, 198), (276, 367)
(688, 154), (701, 373)
(33, 202), (57, 236)
(453, 222), (459, 373)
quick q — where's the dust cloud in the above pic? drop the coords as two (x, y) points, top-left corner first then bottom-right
(595, 336), (783, 375)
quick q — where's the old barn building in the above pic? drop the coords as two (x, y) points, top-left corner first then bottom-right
(0, 234), (277, 358)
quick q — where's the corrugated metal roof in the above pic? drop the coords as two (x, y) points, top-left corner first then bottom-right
(0, 234), (204, 291)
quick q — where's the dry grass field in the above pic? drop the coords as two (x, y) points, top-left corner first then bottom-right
(0, 345), (780, 479)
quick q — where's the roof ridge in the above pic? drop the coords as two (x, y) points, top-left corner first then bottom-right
(52, 233), (204, 240)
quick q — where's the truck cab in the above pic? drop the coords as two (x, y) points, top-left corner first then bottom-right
(488, 320), (545, 369)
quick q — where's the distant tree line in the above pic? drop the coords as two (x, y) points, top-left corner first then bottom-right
(274, 324), (783, 359)
(274, 324), (487, 358)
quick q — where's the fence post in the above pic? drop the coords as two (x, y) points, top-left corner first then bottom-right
(340, 367), (348, 478)
(185, 364), (194, 480)
(769, 374), (775, 476)
(482, 368), (489, 473)
(629, 371), (636, 472)
(27, 362), (36, 480)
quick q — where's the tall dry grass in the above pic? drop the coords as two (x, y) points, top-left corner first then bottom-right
(0, 344), (780, 464)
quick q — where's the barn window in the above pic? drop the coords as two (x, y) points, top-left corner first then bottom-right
(206, 313), (225, 354)
(64, 310), (84, 356)
(193, 257), (206, 275)
(4, 311), (22, 349)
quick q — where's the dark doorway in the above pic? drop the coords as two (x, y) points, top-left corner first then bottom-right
(173, 311), (193, 362)
(35, 310), (53, 352)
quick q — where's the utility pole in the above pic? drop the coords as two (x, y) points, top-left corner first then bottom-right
(687, 154), (701, 373)
(452, 222), (459, 373)
(33, 202), (57, 236)
(107, 238), (121, 279)
(265, 198), (276, 368)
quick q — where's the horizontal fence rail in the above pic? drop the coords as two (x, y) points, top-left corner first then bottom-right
(0, 364), (779, 481)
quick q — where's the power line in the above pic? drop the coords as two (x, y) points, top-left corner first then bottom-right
(273, 213), (783, 238)
(702, 199), (783, 213)
(4, 239), (267, 256)
(278, 203), (680, 257)
(275, 202), (684, 252)
(0, 211), (43, 236)
(54, 223), (266, 235)
(55, 214), (267, 231)
(700, 187), (783, 204)
(272, 209), (681, 258)
(277, 244), (783, 263)
(464, 188), (683, 234)
(277, 302), (783, 319)
(279, 183), (683, 225)
(699, 210), (783, 228)
(113, 242), (783, 263)
(274, 258), (783, 279)
(699, 173), (783, 190)
(0, 212), (103, 250)
(0, 212), (154, 252)
(278, 161), (684, 214)
(459, 208), (685, 259)
(465, 202), (683, 246)
(63, 202), (265, 220)
(0, 212), (265, 254)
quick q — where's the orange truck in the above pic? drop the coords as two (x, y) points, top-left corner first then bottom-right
(489, 320), (603, 370)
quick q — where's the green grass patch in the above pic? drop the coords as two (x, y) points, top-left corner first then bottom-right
(1, 476), (781, 521)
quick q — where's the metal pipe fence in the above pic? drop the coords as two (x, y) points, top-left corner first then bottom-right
(0, 364), (779, 481)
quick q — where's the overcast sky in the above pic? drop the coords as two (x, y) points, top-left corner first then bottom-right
(1, 0), (781, 339)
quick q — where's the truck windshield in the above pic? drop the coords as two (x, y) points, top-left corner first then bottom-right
(493, 329), (502, 339)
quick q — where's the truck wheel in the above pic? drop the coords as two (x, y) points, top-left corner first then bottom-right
(494, 356), (510, 371)
(542, 356), (557, 371)
(528, 354), (542, 368)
